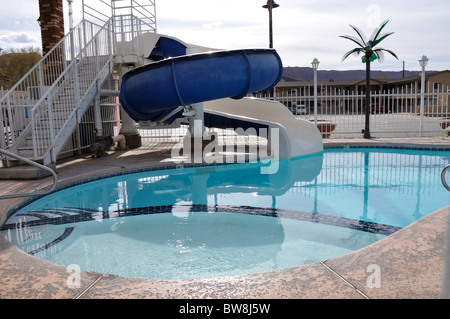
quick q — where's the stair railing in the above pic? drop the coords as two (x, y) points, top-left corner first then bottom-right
(30, 18), (115, 164)
(442, 164), (450, 192)
(1, 14), (152, 165)
(0, 20), (102, 149)
(0, 19), (110, 162)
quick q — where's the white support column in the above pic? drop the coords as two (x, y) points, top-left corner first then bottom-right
(190, 102), (204, 136)
(117, 65), (142, 148)
(186, 47), (205, 138)
(94, 93), (103, 136)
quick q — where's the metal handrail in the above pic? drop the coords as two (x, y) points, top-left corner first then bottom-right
(442, 164), (450, 192)
(0, 148), (58, 199)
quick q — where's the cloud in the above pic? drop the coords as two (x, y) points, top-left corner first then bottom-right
(202, 22), (224, 30)
(0, 0), (447, 71)
(0, 0), (40, 50)
(3, 33), (36, 43)
(0, 32), (40, 49)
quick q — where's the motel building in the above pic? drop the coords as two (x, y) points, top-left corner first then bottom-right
(258, 70), (450, 117)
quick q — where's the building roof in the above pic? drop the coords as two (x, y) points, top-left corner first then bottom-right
(277, 77), (382, 87)
(277, 70), (450, 88)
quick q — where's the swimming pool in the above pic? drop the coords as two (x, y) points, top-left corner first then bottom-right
(1, 147), (449, 279)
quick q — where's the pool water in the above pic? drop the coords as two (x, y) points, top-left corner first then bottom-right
(2, 148), (449, 279)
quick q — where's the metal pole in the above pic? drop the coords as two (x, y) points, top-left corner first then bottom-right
(364, 58), (371, 139)
(420, 64), (426, 136)
(0, 148), (58, 199)
(440, 165), (450, 298)
(419, 56), (429, 136)
(68, 0), (74, 30)
(268, 0), (273, 49)
(314, 67), (318, 125)
(67, 0), (75, 61)
(441, 215), (450, 299)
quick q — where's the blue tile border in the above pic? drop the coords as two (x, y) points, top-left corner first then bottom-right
(26, 227), (74, 256)
(324, 143), (450, 151)
(1, 204), (402, 238)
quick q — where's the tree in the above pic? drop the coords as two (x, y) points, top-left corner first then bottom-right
(340, 19), (398, 139)
(0, 47), (42, 89)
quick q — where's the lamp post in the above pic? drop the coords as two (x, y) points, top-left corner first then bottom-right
(67, 0), (74, 30)
(67, 0), (75, 61)
(262, 0), (279, 49)
(311, 58), (320, 126)
(419, 55), (429, 136)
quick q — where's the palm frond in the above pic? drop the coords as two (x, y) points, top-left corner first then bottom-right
(374, 50), (385, 63)
(349, 24), (368, 47)
(339, 35), (366, 49)
(375, 48), (399, 60)
(372, 32), (395, 47)
(369, 19), (390, 43)
(341, 19), (396, 65)
(341, 48), (364, 62)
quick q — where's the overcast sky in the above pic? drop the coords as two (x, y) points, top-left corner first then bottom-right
(1, 0), (449, 72)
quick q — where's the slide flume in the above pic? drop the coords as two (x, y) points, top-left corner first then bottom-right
(118, 34), (323, 158)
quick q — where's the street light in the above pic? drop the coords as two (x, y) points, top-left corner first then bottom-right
(312, 58), (320, 125)
(419, 55), (429, 136)
(67, 0), (75, 61)
(419, 55), (429, 68)
(67, 0), (74, 30)
(262, 0), (279, 49)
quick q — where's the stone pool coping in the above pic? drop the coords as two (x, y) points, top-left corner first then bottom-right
(0, 137), (449, 299)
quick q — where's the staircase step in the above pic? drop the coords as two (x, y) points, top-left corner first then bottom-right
(59, 85), (91, 96)
(25, 136), (51, 147)
(38, 119), (70, 127)
(40, 109), (72, 118)
(16, 147), (47, 158)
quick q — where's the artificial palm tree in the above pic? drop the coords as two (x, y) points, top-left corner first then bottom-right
(340, 19), (398, 139)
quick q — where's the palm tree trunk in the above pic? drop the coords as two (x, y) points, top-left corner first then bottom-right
(364, 60), (371, 139)
(38, 0), (65, 84)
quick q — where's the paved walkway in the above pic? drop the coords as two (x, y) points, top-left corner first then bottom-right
(0, 137), (449, 299)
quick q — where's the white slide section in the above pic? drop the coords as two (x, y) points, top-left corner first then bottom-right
(203, 97), (324, 159)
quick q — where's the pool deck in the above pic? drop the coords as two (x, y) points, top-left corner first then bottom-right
(1, 136), (450, 299)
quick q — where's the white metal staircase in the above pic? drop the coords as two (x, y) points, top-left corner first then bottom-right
(0, 19), (115, 167)
(0, 2), (155, 168)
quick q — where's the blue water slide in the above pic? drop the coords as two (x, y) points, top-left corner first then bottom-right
(119, 49), (283, 122)
(148, 36), (187, 61)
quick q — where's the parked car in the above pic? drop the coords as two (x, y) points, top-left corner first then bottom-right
(293, 104), (307, 115)
(371, 105), (391, 114)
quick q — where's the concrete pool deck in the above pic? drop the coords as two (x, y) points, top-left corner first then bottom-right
(0, 136), (449, 299)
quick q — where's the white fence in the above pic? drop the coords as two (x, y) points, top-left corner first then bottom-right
(138, 83), (450, 144)
(257, 83), (450, 138)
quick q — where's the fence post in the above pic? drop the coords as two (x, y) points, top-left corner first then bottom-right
(5, 93), (15, 146)
(108, 19), (113, 57)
